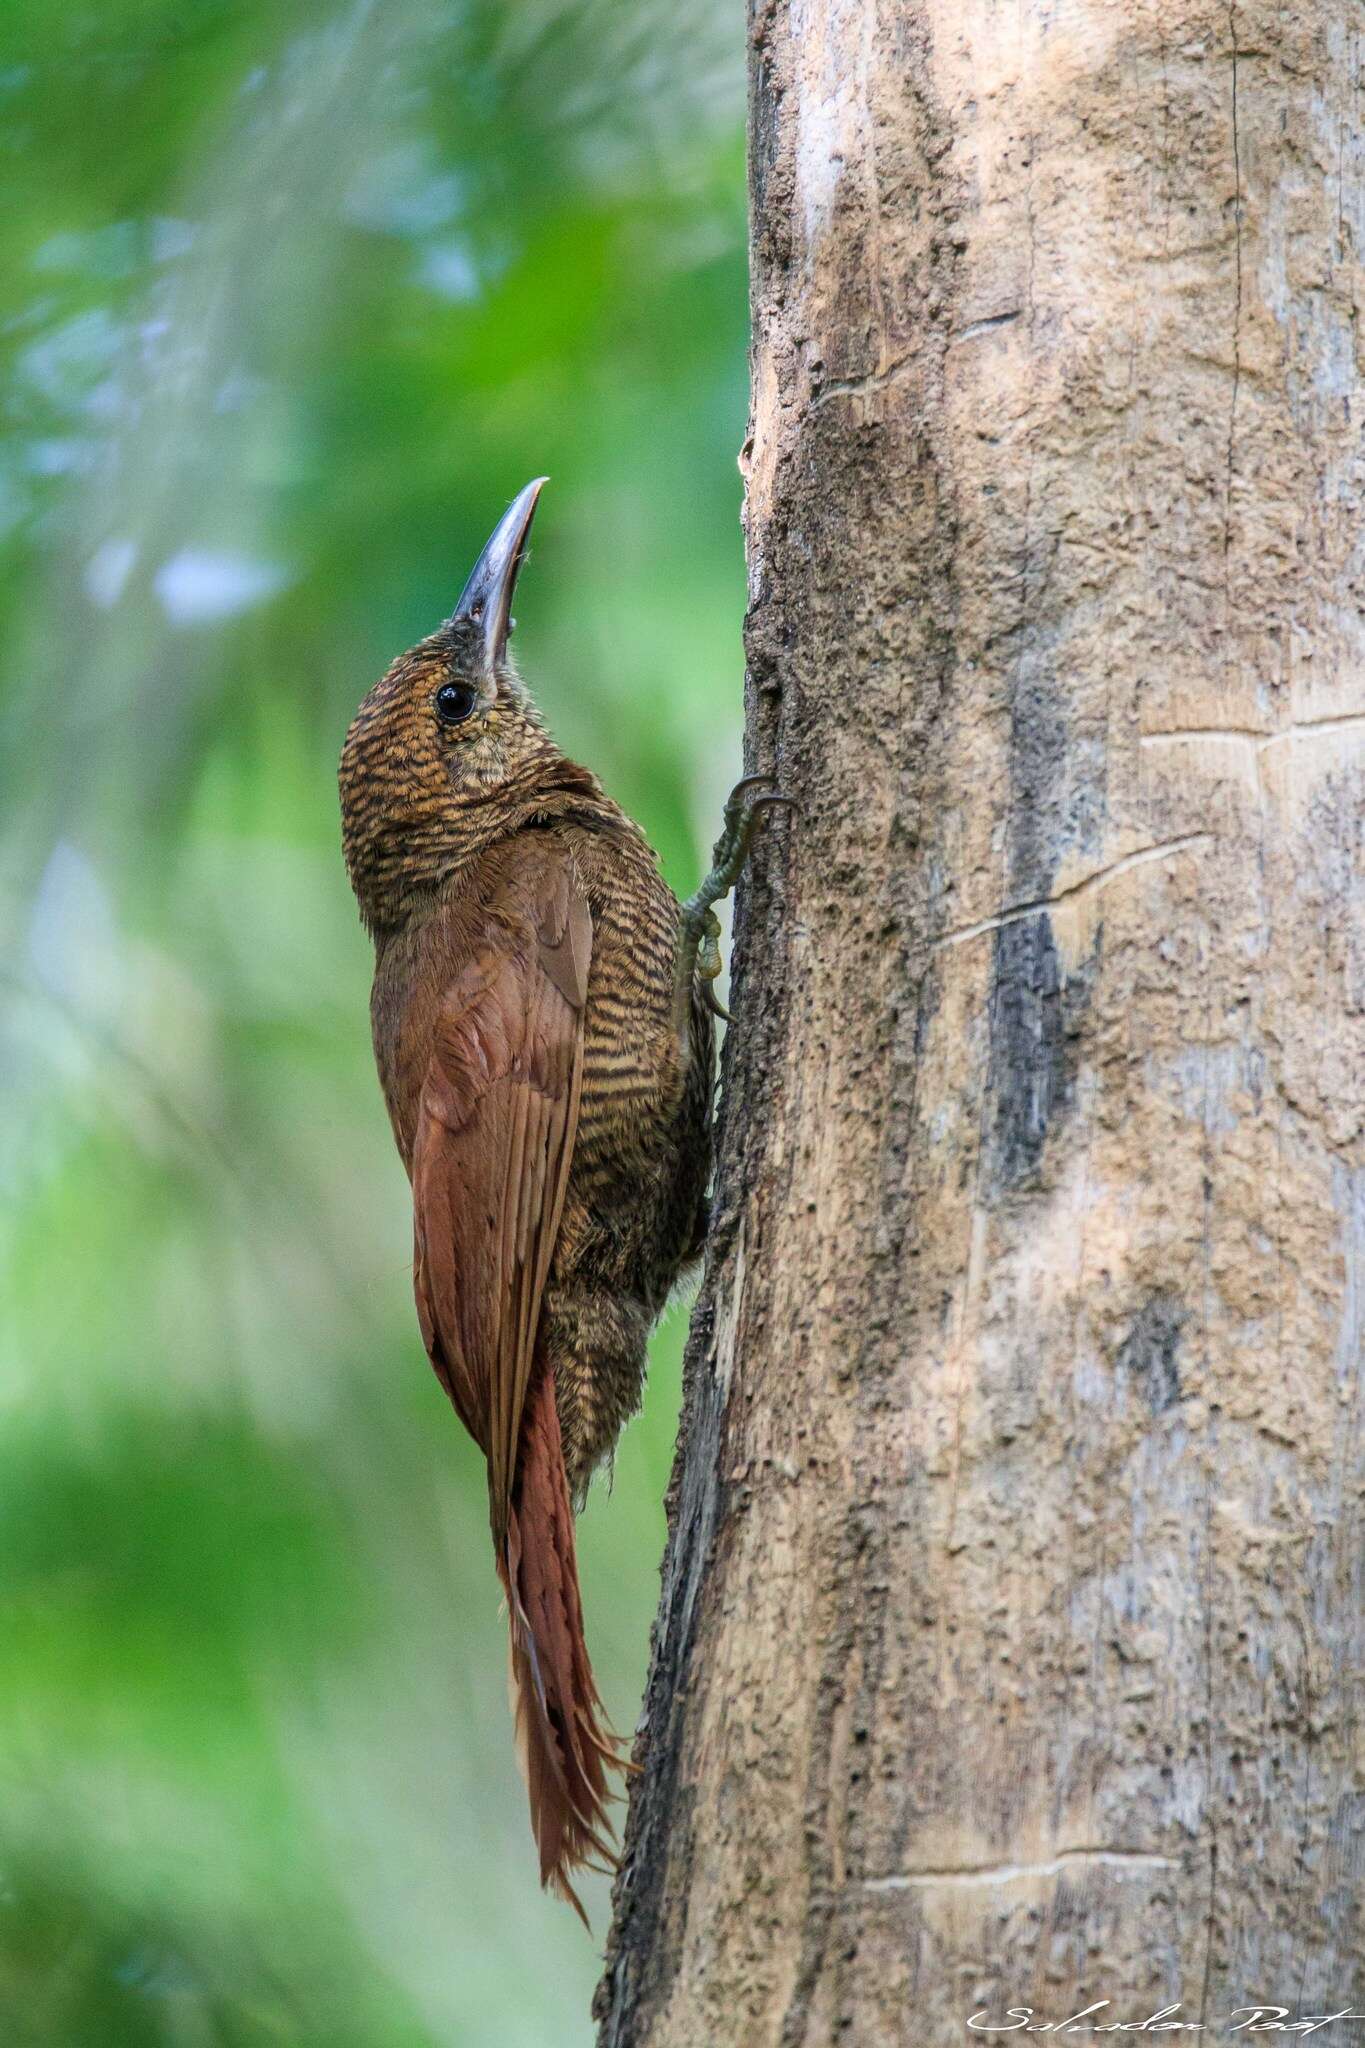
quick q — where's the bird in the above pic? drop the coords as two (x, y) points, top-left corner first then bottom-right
(338, 478), (787, 1918)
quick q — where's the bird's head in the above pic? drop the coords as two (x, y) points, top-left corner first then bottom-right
(339, 478), (568, 930)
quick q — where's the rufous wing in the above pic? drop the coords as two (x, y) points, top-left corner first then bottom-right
(409, 847), (617, 1918)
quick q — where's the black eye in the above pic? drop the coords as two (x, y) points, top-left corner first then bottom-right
(435, 681), (477, 726)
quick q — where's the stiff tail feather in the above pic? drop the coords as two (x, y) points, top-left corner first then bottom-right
(497, 1368), (623, 1923)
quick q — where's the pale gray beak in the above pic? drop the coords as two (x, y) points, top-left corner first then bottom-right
(451, 476), (548, 674)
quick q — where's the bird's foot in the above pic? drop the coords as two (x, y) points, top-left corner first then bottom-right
(674, 773), (794, 1030)
(695, 906), (728, 1020)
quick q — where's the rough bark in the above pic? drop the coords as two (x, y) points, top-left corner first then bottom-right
(598, 4), (1365, 2042)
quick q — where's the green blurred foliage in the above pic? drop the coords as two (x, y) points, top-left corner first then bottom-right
(0, 2), (747, 2039)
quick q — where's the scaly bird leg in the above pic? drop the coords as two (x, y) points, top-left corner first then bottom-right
(673, 773), (794, 1034)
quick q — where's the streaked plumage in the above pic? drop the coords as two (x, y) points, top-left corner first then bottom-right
(338, 482), (716, 1916)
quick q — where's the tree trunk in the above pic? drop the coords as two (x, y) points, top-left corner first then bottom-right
(597, 3), (1365, 2040)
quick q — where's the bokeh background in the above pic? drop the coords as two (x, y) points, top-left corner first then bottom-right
(0, 3), (747, 2041)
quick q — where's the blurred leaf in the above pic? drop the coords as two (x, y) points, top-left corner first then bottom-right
(0, 1), (745, 2040)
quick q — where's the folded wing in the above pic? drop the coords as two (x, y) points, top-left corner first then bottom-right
(410, 848), (617, 1917)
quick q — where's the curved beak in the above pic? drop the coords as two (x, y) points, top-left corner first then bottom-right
(450, 476), (548, 675)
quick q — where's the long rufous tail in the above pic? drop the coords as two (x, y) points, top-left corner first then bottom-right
(497, 1368), (621, 1922)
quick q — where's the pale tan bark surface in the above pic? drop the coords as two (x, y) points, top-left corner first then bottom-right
(597, 4), (1365, 2042)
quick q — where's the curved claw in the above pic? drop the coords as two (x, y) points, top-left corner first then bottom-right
(723, 773), (793, 824)
(724, 770), (777, 805)
(702, 979), (732, 1022)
